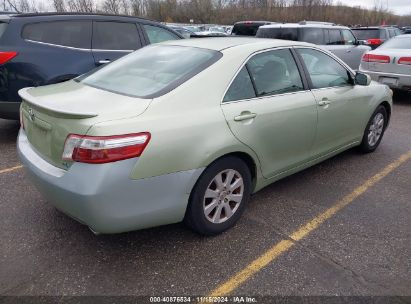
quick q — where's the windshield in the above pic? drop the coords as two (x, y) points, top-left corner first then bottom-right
(78, 45), (222, 99)
(379, 37), (411, 49)
(351, 29), (381, 40)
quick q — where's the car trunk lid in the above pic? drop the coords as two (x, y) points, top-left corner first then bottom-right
(362, 49), (411, 75)
(19, 80), (151, 169)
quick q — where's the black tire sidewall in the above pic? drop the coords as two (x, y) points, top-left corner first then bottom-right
(360, 105), (388, 153)
(185, 156), (252, 236)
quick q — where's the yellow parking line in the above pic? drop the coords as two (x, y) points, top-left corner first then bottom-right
(0, 165), (23, 175)
(209, 150), (411, 297)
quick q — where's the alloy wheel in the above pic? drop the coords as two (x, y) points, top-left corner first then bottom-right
(203, 169), (244, 224)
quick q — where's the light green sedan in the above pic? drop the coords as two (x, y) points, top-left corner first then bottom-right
(17, 38), (393, 235)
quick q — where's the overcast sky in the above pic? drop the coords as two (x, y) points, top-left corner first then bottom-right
(341, 0), (411, 15)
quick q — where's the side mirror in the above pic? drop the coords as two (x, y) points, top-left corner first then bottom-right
(355, 72), (371, 86)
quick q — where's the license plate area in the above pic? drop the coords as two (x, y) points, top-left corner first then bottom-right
(379, 77), (398, 86)
(25, 118), (52, 157)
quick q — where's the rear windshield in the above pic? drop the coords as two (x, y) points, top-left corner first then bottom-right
(351, 29), (382, 40)
(232, 23), (264, 36)
(0, 22), (7, 38)
(379, 37), (411, 49)
(78, 45), (222, 99)
(256, 27), (298, 41)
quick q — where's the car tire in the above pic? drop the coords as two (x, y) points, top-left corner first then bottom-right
(184, 156), (252, 236)
(359, 105), (388, 153)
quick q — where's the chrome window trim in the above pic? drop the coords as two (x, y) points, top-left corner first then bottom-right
(222, 89), (312, 105)
(25, 39), (135, 52)
(25, 39), (91, 51)
(220, 46), (307, 104)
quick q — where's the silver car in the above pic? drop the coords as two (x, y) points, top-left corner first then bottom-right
(257, 21), (372, 69)
(359, 34), (411, 91)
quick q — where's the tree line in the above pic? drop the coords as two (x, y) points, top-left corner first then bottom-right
(2, 0), (411, 26)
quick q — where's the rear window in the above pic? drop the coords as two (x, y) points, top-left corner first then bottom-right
(233, 23), (264, 36)
(256, 27), (298, 41)
(0, 22), (7, 38)
(22, 21), (91, 49)
(351, 29), (381, 40)
(379, 37), (411, 49)
(78, 45), (222, 99)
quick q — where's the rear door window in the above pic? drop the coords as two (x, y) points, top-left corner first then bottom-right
(300, 28), (325, 44)
(93, 22), (141, 50)
(247, 49), (304, 96)
(143, 24), (180, 44)
(327, 29), (343, 45)
(22, 21), (91, 49)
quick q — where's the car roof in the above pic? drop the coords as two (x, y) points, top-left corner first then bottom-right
(160, 37), (311, 51)
(260, 22), (348, 29)
(393, 34), (411, 38)
(9, 12), (153, 23)
(351, 27), (393, 30)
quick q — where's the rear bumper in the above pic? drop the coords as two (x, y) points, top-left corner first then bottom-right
(0, 101), (20, 120)
(360, 69), (411, 91)
(17, 129), (204, 234)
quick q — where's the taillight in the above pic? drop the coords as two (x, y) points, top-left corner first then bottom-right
(362, 53), (390, 63)
(62, 133), (151, 164)
(366, 38), (383, 45)
(398, 57), (411, 65)
(0, 51), (18, 65)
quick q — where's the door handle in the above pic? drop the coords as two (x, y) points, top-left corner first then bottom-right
(97, 59), (111, 65)
(234, 112), (257, 122)
(318, 98), (331, 107)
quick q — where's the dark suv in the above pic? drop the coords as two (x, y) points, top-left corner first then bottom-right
(0, 13), (182, 119)
(231, 21), (275, 36)
(351, 26), (401, 49)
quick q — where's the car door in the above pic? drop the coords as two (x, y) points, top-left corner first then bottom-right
(91, 21), (143, 66)
(341, 29), (370, 69)
(325, 29), (353, 66)
(296, 47), (371, 157)
(221, 48), (318, 179)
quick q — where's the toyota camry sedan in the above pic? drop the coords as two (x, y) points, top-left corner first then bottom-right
(18, 38), (392, 236)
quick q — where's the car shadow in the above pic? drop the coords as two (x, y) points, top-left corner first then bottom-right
(0, 119), (20, 145)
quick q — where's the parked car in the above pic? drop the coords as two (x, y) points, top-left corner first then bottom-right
(351, 26), (401, 49)
(231, 21), (274, 36)
(359, 34), (411, 92)
(168, 25), (195, 39)
(256, 21), (371, 69)
(402, 26), (411, 34)
(0, 13), (182, 120)
(18, 38), (392, 236)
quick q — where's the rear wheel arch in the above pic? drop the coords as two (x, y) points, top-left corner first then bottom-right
(203, 151), (258, 192)
(379, 101), (391, 123)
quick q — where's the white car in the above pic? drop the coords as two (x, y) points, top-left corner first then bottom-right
(359, 34), (411, 91)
